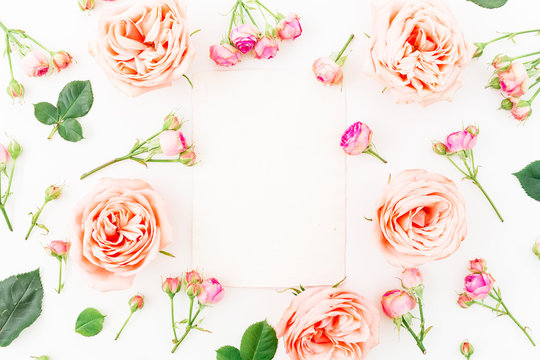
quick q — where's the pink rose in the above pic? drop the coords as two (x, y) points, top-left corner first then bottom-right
(445, 129), (477, 153)
(22, 50), (50, 77)
(276, 287), (380, 360)
(45, 240), (71, 257)
(381, 289), (416, 318)
(457, 293), (473, 309)
(52, 51), (73, 72)
(468, 258), (486, 273)
(340, 122), (372, 155)
(375, 169), (467, 267)
(230, 24), (260, 54)
(0, 145), (10, 164)
(184, 270), (202, 284)
(129, 295), (145, 310)
(366, 0), (473, 106)
(71, 178), (172, 291)
(313, 57), (343, 86)
(464, 272), (495, 300)
(197, 278), (224, 305)
(209, 44), (241, 67)
(159, 130), (187, 156)
(179, 150), (196, 166)
(510, 98), (532, 122)
(89, 0), (195, 97)
(401, 268), (423, 289)
(498, 62), (529, 98)
(162, 277), (181, 296)
(253, 37), (279, 59)
(276, 14), (302, 40)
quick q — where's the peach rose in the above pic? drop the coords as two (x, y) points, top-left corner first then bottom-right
(375, 169), (467, 267)
(89, 0), (195, 97)
(71, 178), (172, 291)
(365, 0), (474, 106)
(276, 287), (379, 360)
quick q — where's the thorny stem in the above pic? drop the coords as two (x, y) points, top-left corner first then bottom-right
(491, 289), (536, 346)
(25, 200), (48, 240)
(402, 316), (426, 354)
(0, 179), (13, 231)
(171, 300), (204, 354)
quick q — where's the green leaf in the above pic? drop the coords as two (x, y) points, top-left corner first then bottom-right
(240, 321), (278, 360)
(159, 250), (176, 258)
(216, 346), (242, 360)
(513, 161), (540, 201)
(57, 80), (93, 120)
(75, 308), (105, 337)
(58, 118), (83, 142)
(0, 269), (43, 347)
(467, 0), (508, 9)
(33, 102), (58, 125)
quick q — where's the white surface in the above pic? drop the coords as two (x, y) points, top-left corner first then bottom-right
(0, 0), (539, 360)
(192, 70), (346, 288)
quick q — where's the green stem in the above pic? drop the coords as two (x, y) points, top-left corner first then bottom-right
(3, 159), (16, 204)
(255, 2), (269, 26)
(0, 22), (27, 51)
(240, 2), (259, 28)
(25, 200), (47, 240)
(471, 177), (504, 222)
(255, 0), (278, 20)
(171, 303), (204, 354)
(402, 316), (426, 354)
(365, 148), (387, 164)
(492, 290), (536, 346)
(418, 297), (426, 341)
(471, 300), (506, 314)
(115, 311), (134, 340)
(228, 0), (241, 36)
(528, 86), (540, 102)
(130, 157), (179, 163)
(0, 180), (13, 232)
(80, 149), (147, 180)
(511, 50), (540, 61)
(4, 34), (15, 79)
(47, 124), (59, 140)
(188, 296), (194, 324)
(335, 34), (355, 62)
(131, 130), (164, 153)
(16, 31), (53, 55)
(484, 29), (540, 46)
(56, 259), (63, 294)
(170, 296), (178, 342)
(447, 157), (470, 178)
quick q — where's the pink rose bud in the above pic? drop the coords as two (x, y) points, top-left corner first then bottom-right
(498, 61), (529, 98)
(510, 98), (532, 122)
(468, 258), (486, 273)
(312, 57), (343, 86)
(492, 54), (511, 70)
(7, 139), (22, 160)
(0, 144), (10, 165)
(276, 14), (302, 40)
(197, 278), (224, 305)
(432, 141), (449, 155)
(162, 277), (181, 296)
(159, 130), (187, 156)
(401, 268), (423, 289)
(6, 79), (24, 100)
(460, 340), (474, 358)
(184, 270), (202, 284)
(185, 282), (203, 297)
(179, 150), (196, 166)
(78, 0), (95, 11)
(22, 50), (50, 78)
(464, 272), (495, 300)
(340, 122), (372, 155)
(45, 240), (71, 257)
(533, 238), (540, 260)
(445, 129), (477, 153)
(129, 295), (144, 311)
(45, 184), (62, 201)
(230, 24), (260, 54)
(457, 294), (473, 309)
(253, 36), (279, 59)
(465, 125), (479, 137)
(162, 113), (182, 131)
(381, 289), (416, 319)
(52, 51), (73, 71)
(209, 44), (241, 67)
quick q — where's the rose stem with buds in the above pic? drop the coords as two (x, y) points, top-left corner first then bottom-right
(0, 21), (27, 50)
(25, 199), (50, 240)
(0, 180), (13, 231)
(402, 316), (426, 354)
(335, 34), (355, 63)
(12, 31), (54, 56)
(171, 298), (205, 353)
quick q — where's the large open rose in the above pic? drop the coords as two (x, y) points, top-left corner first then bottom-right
(71, 178), (172, 291)
(365, 0), (473, 106)
(276, 287), (379, 360)
(89, 0), (195, 97)
(374, 169), (467, 267)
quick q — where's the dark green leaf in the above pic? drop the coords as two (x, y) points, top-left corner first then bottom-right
(0, 269), (43, 347)
(467, 0), (508, 9)
(513, 161), (540, 201)
(75, 308), (105, 337)
(33, 102), (58, 125)
(216, 346), (242, 360)
(57, 80), (93, 120)
(240, 321), (278, 360)
(58, 119), (83, 142)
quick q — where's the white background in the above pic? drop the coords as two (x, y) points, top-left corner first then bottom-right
(0, 0), (539, 359)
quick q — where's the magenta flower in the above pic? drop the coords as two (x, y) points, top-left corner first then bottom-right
(198, 278), (225, 305)
(464, 272), (495, 300)
(230, 24), (260, 54)
(340, 122), (386, 163)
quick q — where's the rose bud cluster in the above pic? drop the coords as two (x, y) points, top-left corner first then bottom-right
(313, 34), (354, 86)
(340, 121), (387, 163)
(209, 1), (302, 67)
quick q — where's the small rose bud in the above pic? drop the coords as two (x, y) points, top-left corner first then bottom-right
(209, 44), (241, 67)
(498, 61), (529, 98)
(45, 184), (63, 201)
(185, 282), (203, 297)
(0, 144), (10, 166)
(78, 0), (95, 11)
(432, 141), (449, 155)
(401, 268), (423, 289)
(510, 98), (532, 122)
(501, 98), (513, 110)
(464, 272), (495, 300)
(22, 50), (50, 78)
(486, 76), (501, 89)
(7, 138), (22, 160)
(6, 79), (24, 100)
(468, 258), (486, 273)
(162, 277), (181, 296)
(532, 238), (540, 260)
(52, 51), (73, 71)
(179, 150), (196, 166)
(230, 24), (260, 54)
(460, 340), (474, 358)
(465, 125), (479, 137)
(340, 122), (373, 155)
(197, 278), (224, 305)
(129, 295), (144, 312)
(472, 43), (485, 58)
(44, 240), (71, 257)
(457, 294), (473, 309)
(159, 130), (187, 156)
(381, 289), (416, 319)
(253, 36), (279, 59)
(184, 270), (202, 285)
(162, 113), (182, 131)
(276, 14), (302, 40)
(492, 54), (511, 70)
(312, 57), (343, 86)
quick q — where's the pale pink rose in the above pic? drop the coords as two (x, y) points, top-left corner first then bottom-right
(89, 0), (196, 97)
(71, 178), (172, 291)
(510, 98), (532, 122)
(468, 258), (486, 273)
(253, 37), (279, 59)
(52, 51), (73, 72)
(340, 122), (373, 155)
(381, 289), (416, 318)
(498, 62), (529, 98)
(366, 0), (474, 106)
(276, 14), (302, 40)
(209, 44), (241, 67)
(313, 57), (343, 86)
(276, 287), (380, 360)
(22, 50), (50, 77)
(230, 24), (260, 54)
(457, 293), (473, 308)
(375, 169), (467, 267)
(162, 277), (181, 295)
(197, 278), (224, 305)
(445, 130), (477, 153)
(401, 268), (423, 289)
(464, 272), (495, 300)
(45, 240), (71, 257)
(0, 145), (10, 164)
(159, 130), (187, 156)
